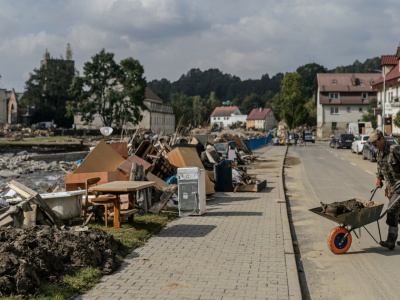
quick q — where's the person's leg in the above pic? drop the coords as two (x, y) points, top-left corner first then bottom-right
(381, 193), (400, 249)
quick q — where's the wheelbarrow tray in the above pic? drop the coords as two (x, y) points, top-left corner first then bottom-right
(309, 198), (384, 229)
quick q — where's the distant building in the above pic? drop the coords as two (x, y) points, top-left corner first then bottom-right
(371, 44), (400, 136)
(139, 87), (175, 135)
(74, 87), (175, 134)
(316, 73), (380, 138)
(0, 88), (29, 125)
(246, 108), (277, 131)
(0, 89), (6, 124)
(210, 106), (247, 129)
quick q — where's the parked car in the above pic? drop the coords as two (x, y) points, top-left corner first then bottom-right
(350, 134), (370, 154)
(304, 132), (315, 143)
(362, 136), (399, 162)
(329, 133), (355, 149)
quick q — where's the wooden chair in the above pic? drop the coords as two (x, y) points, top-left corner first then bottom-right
(83, 177), (116, 227)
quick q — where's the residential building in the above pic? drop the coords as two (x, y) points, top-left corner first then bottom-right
(74, 87), (175, 134)
(246, 107), (277, 131)
(371, 46), (400, 135)
(210, 106), (247, 129)
(139, 87), (175, 135)
(316, 73), (380, 138)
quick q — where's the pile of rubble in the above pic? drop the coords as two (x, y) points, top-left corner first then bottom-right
(0, 225), (126, 297)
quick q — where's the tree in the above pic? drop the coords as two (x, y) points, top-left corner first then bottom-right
(279, 73), (306, 128)
(68, 49), (147, 128)
(361, 97), (378, 129)
(393, 110), (400, 130)
(296, 63), (327, 99)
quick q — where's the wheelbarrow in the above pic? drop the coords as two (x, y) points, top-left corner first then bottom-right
(309, 187), (400, 254)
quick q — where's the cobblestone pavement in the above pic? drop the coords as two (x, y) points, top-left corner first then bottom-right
(77, 144), (301, 300)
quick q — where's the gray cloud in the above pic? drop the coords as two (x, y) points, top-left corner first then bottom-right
(0, 0), (399, 91)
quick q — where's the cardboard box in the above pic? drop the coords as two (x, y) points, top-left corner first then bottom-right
(235, 180), (267, 192)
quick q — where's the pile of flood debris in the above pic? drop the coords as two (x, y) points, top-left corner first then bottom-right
(0, 131), (271, 297)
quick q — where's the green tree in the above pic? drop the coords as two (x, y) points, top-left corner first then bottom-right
(170, 92), (193, 126)
(240, 93), (263, 114)
(361, 97), (378, 128)
(68, 49), (147, 128)
(393, 110), (400, 129)
(296, 63), (327, 99)
(279, 73), (305, 128)
(304, 98), (317, 126)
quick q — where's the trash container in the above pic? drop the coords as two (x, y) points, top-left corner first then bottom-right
(214, 159), (233, 192)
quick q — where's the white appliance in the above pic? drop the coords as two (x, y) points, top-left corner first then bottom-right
(177, 167), (206, 216)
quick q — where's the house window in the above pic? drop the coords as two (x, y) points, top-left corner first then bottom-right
(359, 107), (363, 112)
(329, 92), (340, 99)
(362, 93), (368, 99)
(331, 79), (337, 84)
(332, 122), (337, 130)
(346, 107), (351, 113)
(331, 107), (339, 114)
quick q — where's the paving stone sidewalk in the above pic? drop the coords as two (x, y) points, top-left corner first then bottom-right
(77, 144), (301, 300)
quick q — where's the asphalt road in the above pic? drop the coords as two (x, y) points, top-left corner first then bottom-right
(285, 141), (398, 300)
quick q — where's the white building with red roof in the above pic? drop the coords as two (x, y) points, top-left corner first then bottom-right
(371, 45), (400, 135)
(210, 106), (247, 129)
(246, 107), (277, 131)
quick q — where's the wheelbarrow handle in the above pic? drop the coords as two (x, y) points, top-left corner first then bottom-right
(369, 186), (380, 201)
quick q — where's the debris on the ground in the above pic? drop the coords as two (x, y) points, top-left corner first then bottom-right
(320, 199), (376, 217)
(0, 225), (127, 298)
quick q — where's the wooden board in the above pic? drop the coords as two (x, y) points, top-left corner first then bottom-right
(65, 171), (122, 191)
(73, 140), (125, 174)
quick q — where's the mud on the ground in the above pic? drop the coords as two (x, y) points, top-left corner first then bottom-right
(0, 225), (128, 298)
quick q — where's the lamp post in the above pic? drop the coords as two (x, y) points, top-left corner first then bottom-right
(371, 68), (386, 135)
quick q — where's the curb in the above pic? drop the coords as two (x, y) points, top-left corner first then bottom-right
(280, 145), (302, 299)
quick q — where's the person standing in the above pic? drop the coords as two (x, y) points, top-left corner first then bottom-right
(368, 130), (400, 250)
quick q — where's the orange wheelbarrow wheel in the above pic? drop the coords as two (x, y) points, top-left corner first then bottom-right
(327, 226), (352, 254)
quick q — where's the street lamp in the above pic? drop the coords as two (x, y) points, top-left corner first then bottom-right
(371, 68), (386, 135)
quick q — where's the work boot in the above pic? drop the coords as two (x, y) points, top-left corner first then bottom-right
(380, 233), (398, 250)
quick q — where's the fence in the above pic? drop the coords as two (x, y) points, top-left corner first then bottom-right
(245, 131), (273, 150)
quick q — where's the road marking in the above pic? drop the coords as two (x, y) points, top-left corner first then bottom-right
(365, 170), (374, 175)
(350, 163), (356, 166)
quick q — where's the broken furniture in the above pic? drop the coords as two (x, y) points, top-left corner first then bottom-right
(83, 177), (117, 227)
(1, 180), (64, 227)
(88, 181), (156, 229)
(135, 140), (175, 180)
(65, 140), (126, 191)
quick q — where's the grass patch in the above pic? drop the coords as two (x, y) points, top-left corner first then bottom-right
(0, 136), (83, 145)
(7, 212), (177, 300)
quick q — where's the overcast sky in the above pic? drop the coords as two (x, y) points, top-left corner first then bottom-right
(1, 0), (399, 92)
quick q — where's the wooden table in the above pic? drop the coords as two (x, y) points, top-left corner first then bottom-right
(89, 181), (156, 229)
